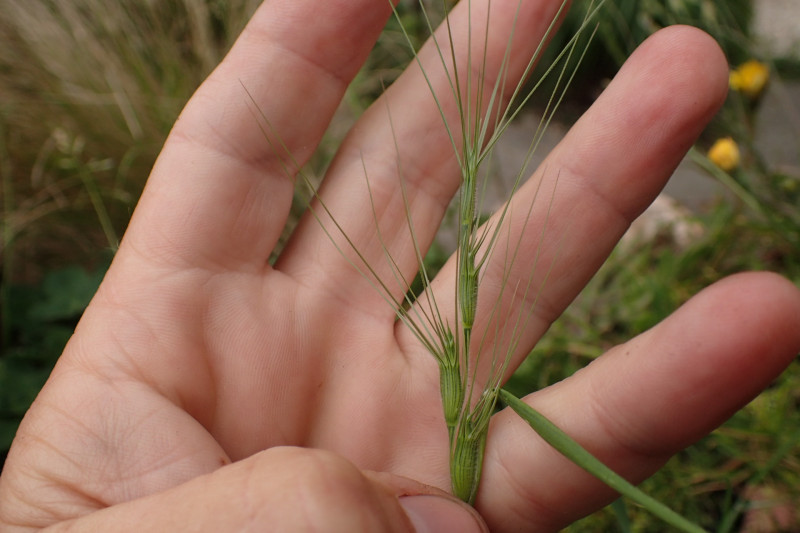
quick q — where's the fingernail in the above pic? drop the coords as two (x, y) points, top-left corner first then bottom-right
(400, 495), (488, 533)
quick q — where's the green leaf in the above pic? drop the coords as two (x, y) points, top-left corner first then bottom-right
(498, 388), (708, 533)
(28, 264), (105, 322)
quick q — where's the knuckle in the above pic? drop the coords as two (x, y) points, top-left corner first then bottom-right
(248, 447), (408, 533)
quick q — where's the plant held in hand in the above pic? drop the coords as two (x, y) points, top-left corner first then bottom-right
(252, 1), (710, 530)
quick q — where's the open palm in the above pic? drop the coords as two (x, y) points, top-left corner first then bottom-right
(2, 1), (800, 532)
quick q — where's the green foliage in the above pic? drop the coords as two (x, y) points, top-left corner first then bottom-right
(699, 91), (800, 254)
(596, 0), (752, 63)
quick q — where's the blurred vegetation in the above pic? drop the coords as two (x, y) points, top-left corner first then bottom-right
(579, 0), (753, 66)
(530, 0), (756, 107)
(2, 0), (800, 530)
(0, 0), (261, 282)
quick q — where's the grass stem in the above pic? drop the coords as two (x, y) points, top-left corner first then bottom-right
(78, 168), (119, 251)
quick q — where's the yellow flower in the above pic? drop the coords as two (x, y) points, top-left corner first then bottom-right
(708, 137), (740, 172)
(729, 60), (769, 99)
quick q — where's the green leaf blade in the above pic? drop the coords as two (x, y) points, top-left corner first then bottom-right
(498, 388), (707, 533)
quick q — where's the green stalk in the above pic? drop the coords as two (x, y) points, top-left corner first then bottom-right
(499, 389), (708, 533)
(451, 170), (483, 500)
(432, 0), (604, 504)
(688, 146), (763, 216)
(716, 426), (800, 533)
(78, 167), (119, 251)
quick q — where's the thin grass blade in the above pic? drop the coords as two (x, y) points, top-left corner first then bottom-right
(498, 388), (708, 533)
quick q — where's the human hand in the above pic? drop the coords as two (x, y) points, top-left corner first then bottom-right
(2, 1), (800, 532)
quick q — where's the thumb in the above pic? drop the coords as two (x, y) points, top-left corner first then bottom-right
(48, 446), (487, 533)
(367, 470), (488, 533)
(399, 494), (488, 533)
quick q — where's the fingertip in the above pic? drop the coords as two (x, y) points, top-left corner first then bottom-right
(553, 24), (731, 224)
(612, 24), (729, 153)
(696, 271), (800, 357)
(476, 273), (800, 532)
(604, 271), (800, 452)
(639, 25), (730, 107)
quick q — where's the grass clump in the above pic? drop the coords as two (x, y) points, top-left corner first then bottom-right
(0, 0), (259, 281)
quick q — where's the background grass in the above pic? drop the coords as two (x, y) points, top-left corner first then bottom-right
(1, 0), (799, 530)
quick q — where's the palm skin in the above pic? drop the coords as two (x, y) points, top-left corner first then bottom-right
(2, 1), (800, 532)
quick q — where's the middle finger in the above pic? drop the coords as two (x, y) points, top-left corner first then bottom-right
(277, 0), (571, 315)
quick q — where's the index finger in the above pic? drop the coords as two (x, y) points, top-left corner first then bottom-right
(122, 0), (394, 269)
